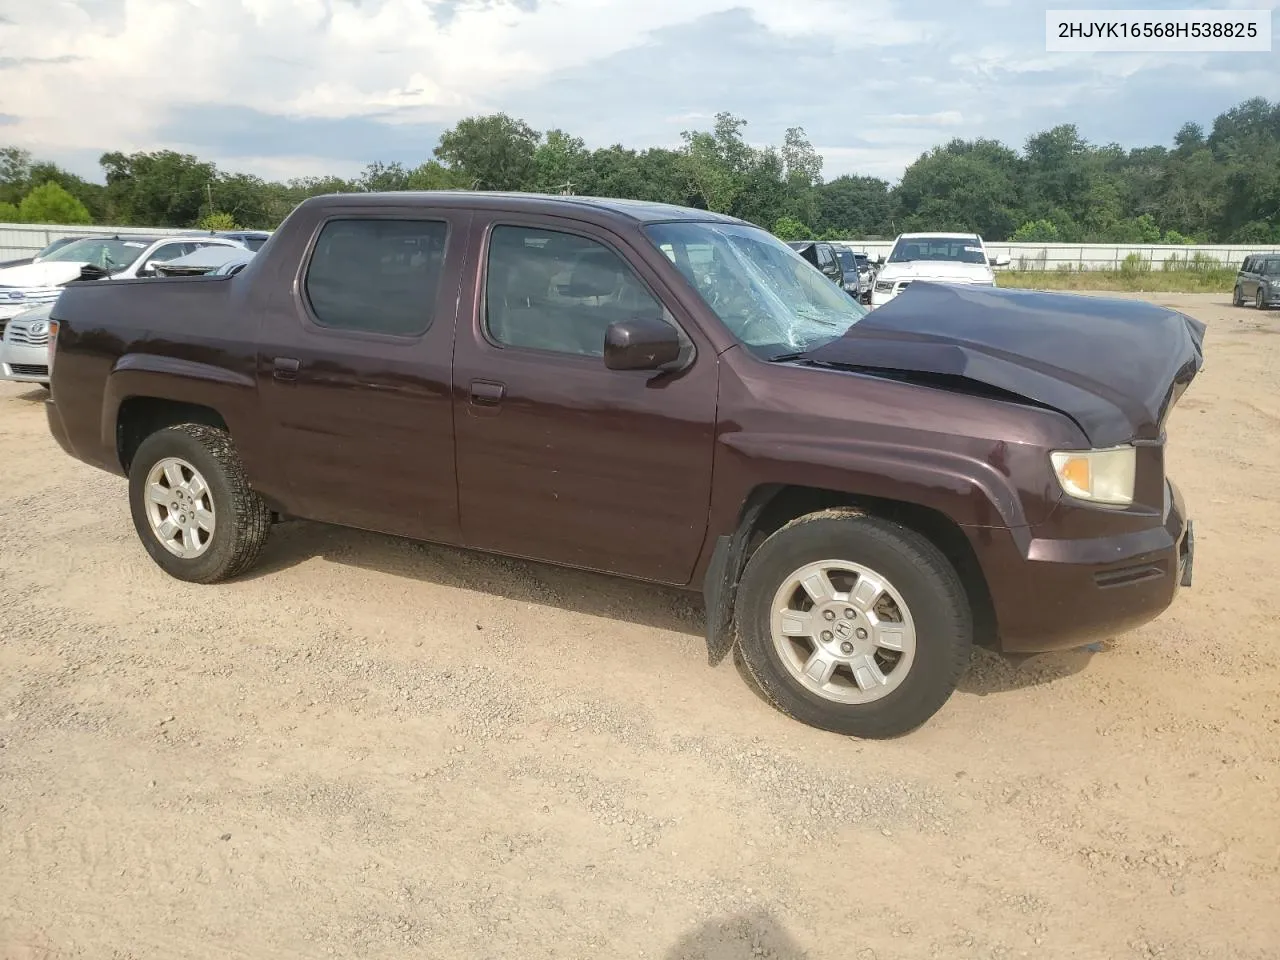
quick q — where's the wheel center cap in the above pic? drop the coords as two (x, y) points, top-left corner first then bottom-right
(833, 620), (854, 641)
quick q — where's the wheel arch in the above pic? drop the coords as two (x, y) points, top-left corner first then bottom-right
(702, 482), (997, 666)
(115, 395), (230, 473)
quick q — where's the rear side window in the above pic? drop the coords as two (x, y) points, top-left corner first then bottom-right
(484, 225), (665, 357)
(305, 218), (449, 336)
(816, 244), (835, 268)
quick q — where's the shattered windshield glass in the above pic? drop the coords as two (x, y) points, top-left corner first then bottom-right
(644, 221), (867, 358)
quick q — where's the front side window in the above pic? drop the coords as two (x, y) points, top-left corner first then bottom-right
(304, 218), (448, 336)
(485, 225), (666, 357)
(646, 221), (867, 358)
(888, 236), (987, 265)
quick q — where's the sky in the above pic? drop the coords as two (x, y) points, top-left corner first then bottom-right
(0, 0), (1277, 186)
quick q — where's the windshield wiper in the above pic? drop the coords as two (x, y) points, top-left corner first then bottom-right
(767, 350), (809, 363)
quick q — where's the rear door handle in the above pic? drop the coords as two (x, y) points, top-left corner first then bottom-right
(273, 357), (300, 381)
(469, 379), (506, 406)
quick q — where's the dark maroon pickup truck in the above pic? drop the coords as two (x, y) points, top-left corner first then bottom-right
(44, 192), (1203, 737)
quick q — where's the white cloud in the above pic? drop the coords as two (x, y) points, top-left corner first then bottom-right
(875, 111), (967, 126)
(0, 0), (933, 157)
(0, 0), (1274, 185)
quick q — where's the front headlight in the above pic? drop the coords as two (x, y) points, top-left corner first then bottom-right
(1049, 445), (1136, 506)
(874, 281), (893, 293)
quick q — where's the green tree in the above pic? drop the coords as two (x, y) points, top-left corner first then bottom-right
(100, 150), (217, 226)
(358, 161), (410, 191)
(405, 160), (466, 191)
(1011, 219), (1060, 242)
(680, 112), (752, 214)
(896, 138), (1023, 239)
(0, 200), (19, 222)
(434, 114), (541, 190)
(772, 216), (813, 241)
(533, 129), (589, 193)
(199, 211), (239, 231)
(816, 175), (893, 238)
(17, 182), (92, 224)
(0, 147), (32, 206)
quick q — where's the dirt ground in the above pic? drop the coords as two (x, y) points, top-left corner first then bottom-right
(1, 293), (1277, 960)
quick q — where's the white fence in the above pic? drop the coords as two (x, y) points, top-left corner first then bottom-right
(0, 222), (190, 261)
(834, 240), (1280, 271)
(5, 222), (1279, 271)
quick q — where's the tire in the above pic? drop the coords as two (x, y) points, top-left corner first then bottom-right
(1233, 286), (1244, 307)
(128, 423), (271, 583)
(733, 509), (972, 738)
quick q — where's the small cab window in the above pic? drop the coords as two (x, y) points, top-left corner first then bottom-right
(305, 218), (448, 336)
(485, 225), (666, 357)
(816, 244), (835, 268)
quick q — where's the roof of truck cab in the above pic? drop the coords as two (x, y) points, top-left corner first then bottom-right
(306, 191), (748, 225)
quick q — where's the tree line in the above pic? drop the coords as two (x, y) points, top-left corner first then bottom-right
(1, 96), (1277, 243)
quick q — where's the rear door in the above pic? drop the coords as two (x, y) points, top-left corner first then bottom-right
(1239, 257), (1256, 298)
(450, 215), (717, 584)
(256, 207), (471, 543)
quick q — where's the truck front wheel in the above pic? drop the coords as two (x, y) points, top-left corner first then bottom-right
(734, 509), (973, 738)
(127, 423), (271, 583)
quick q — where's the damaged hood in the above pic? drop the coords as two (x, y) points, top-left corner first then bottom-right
(806, 282), (1206, 447)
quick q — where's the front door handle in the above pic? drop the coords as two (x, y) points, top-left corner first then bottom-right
(469, 379), (506, 406)
(273, 357), (300, 381)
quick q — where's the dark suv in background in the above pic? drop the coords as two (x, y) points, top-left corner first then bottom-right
(786, 240), (845, 290)
(834, 248), (870, 302)
(1234, 255), (1280, 309)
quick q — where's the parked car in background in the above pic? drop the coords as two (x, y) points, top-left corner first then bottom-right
(834, 248), (868, 302)
(45, 191), (1201, 738)
(0, 235), (89, 270)
(0, 235), (245, 324)
(786, 240), (845, 288)
(155, 246), (256, 277)
(1233, 254), (1280, 309)
(0, 302), (53, 387)
(871, 233), (1010, 308)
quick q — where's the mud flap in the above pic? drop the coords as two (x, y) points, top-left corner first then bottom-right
(703, 498), (769, 666)
(1179, 520), (1194, 588)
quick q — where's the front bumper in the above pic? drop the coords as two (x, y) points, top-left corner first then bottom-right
(0, 337), (49, 383)
(968, 480), (1193, 653)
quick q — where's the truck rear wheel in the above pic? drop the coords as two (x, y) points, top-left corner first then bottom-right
(127, 423), (271, 583)
(734, 509), (972, 738)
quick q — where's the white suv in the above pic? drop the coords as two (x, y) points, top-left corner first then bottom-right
(0, 235), (246, 325)
(870, 232), (1009, 308)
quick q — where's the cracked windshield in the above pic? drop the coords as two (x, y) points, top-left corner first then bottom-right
(646, 221), (867, 358)
(39, 237), (143, 270)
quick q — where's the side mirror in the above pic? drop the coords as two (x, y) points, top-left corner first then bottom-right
(990, 255), (1011, 267)
(604, 317), (682, 371)
(139, 260), (161, 277)
(874, 255), (885, 265)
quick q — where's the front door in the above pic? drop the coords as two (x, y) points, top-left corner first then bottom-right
(451, 217), (717, 585)
(257, 208), (470, 543)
